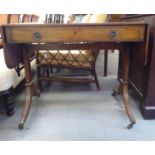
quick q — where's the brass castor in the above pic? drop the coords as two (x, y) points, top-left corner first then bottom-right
(111, 89), (120, 97)
(127, 122), (135, 129)
(112, 89), (118, 97)
(18, 123), (24, 129)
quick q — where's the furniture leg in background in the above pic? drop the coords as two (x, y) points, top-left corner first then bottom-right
(0, 87), (15, 116)
(104, 49), (108, 77)
(4, 88), (15, 116)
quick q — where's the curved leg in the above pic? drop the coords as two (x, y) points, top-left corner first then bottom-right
(113, 44), (136, 129)
(18, 82), (33, 129)
(122, 44), (136, 128)
(18, 48), (35, 129)
(37, 65), (42, 93)
(91, 69), (100, 91)
(122, 84), (136, 129)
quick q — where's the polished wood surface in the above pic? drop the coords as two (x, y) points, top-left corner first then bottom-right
(0, 14), (20, 48)
(0, 14), (10, 48)
(4, 23), (145, 43)
(1, 22), (148, 129)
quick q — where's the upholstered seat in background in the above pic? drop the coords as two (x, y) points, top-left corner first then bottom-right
(38, 50), (93, 68)
(0, 14), (38, 116)
(36, 14), (107, 91)
(0, 48), (36, 115)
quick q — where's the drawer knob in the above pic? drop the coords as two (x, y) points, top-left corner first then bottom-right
(33, 32), (41, 41)
(109, 31), (118, 40)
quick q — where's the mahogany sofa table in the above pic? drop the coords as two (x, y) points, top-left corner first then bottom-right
(1, 23), (149, 129)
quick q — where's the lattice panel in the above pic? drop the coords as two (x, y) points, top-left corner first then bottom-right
(37, 50), (94, 68)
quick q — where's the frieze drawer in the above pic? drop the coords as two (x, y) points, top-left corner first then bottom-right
(4, 24), (146, 43)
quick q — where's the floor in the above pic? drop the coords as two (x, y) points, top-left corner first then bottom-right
(0, 51), (155, 141)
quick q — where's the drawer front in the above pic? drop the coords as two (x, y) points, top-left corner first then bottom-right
(5, 25), (145, 43)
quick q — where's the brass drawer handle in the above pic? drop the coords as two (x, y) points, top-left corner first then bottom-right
(33, 32), (41, 41)
(109, 31), (118, 40)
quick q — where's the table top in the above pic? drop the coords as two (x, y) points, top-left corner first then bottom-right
(1, 22), (147, 44)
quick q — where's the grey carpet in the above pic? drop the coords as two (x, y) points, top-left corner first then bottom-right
(0, 51), (155, 140)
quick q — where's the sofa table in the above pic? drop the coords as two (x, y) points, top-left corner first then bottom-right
(1, 23), (149, 129)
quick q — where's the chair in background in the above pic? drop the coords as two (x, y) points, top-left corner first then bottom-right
(30, 14), (39, 22)
(36, 49), (100, 91)
(9, 14), (20, 23)
(0, 14), (10, 24)
(67, 14), (86, 24)
(45, 14), (64, 23)
(21, 14), (31, 23)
